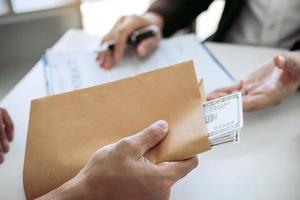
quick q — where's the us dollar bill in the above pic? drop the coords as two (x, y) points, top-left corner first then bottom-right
(203, 92), (243, 146)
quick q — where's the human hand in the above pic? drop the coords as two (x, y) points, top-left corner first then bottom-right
(207, 51), (300, 112)
(0, 108), (14, 164)
(38, 120), (198, 200)
(97, 12), (164, 69)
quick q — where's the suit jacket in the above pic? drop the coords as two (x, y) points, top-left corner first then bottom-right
(148, 0), (300, 50)
(291, 40), (300, 51)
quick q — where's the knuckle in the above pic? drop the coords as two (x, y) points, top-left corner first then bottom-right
(91, 149), (109, 166)
(128, 15), (144, 26)
(118, 16), (126, 22)
(117, 138), (135, 150)
(113, 139), (137, 160)
(102, 35), (113, 43)
(93, 148), (104, 159)
(95, 144), (110, 156)
(128, 14), (138, 20)
(116, 138), (128, 149)
(102, 36), (109, 42)
(117, 27), (128, 36)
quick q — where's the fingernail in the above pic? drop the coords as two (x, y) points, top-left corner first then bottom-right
(278, 55), (286, 64)
(155, 120), (168, 132)
(277, 55), (286, 66)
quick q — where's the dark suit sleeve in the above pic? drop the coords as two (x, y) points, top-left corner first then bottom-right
(147, 0), (214, 37)
(290, 39), (300, 90)
(291, 40), (300, 51)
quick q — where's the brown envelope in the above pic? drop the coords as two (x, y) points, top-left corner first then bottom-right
(23, 60), (211, 199)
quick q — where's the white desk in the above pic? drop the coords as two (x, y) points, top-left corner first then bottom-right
(1, 30), (299, 200)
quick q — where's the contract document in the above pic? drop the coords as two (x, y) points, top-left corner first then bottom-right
(44, 32), (234, 95)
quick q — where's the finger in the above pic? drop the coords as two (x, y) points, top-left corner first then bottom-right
(207, 80), (243, 100)
(274, 52), (300, 73)
(114, 15), (151, 60)
(102, 51), (114, 69)
(211, 80), (243, 94)
(0, 115), (9, 153)
(137, 37), (159, 57)
(2, 109), (14, 142)
(0, 140), (3, 154)
(0, 129), (8, 153)
(158, 156), (198, 182)
(242, 94), (279, 112)
(102, 16), (126, 62)
(96, 37), (107, 66)
(0, 114), (8, 153)
(99, 33), (115, 68)
(0, 152), (4, 164)
(130, 120), (168, 156)
(0, 132), (9, 153)
(207, 92), (228, 101)
(96, 52), (105, 67)
(114, 28), (130, 61)
(273, 55), (286, 69)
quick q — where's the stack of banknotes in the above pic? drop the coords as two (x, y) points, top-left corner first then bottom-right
(203, 92), (244, 146)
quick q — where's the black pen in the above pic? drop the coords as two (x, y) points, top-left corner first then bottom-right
(95, 25), (159, 53)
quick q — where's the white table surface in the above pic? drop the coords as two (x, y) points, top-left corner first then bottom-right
(0, 30), (299, 200)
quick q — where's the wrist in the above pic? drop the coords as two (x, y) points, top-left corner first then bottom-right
(36, 175), (91, 200)
(143, 12), (164, 32)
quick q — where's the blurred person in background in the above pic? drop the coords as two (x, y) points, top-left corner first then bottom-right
(97, 0), (300, 112)
(97, 0), (300, 69)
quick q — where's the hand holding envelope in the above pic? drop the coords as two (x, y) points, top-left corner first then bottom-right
(24, 61), (211, 199)
(37, 120), (198, 200)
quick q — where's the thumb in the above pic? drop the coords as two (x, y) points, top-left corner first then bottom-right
(274, 52), (300, 73)
(130, 120), (168, 156)
(137, 37), (159, 57)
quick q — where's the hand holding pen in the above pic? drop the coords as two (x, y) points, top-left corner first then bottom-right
(96, 13), (164, 69)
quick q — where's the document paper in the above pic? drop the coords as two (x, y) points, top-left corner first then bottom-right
(44, 33), (234, 95)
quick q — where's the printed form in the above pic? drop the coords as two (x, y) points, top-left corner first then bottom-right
(44, 31), (234, 95)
